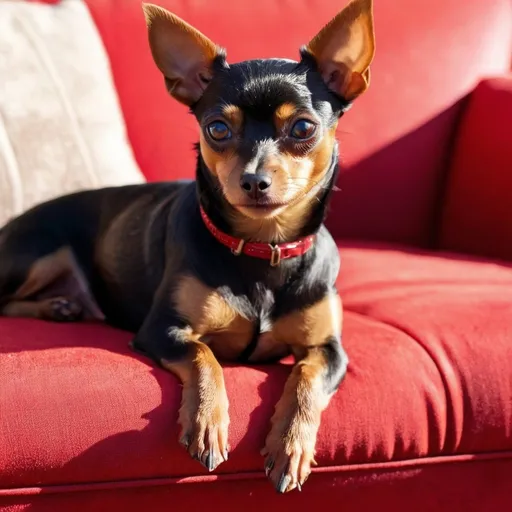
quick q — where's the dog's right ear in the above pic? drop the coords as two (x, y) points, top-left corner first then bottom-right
(142, 4), (222, 105)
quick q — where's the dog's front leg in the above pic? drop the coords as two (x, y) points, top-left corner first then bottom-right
(264, 291), (347, 493)
(131, 303), (229, 472)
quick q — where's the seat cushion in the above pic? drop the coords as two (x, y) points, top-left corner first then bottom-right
(1, 243), (512, 503)
(339, 242), (512, 455)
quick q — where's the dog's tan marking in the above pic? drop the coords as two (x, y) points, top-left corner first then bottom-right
(248, 331), (290, 362)
(1, 296), (83, 322)
(2, 299), (51, 319)
(273, 293), (342, 347)
(3, 247), (102, 320)
(274, 102), (298, 131)
(309, 125), (338, 179)
(162, 340), (229, 471)
(199, 132), (224, 175)
(263, 346), (331, 492)
(13, 248), (73, 299)
(230, 197), (312, 244)
(173, 275), (254, 360)
(199, 132), (239, 180)
(222, 104), (243, 132)
(162, 340), (224, 388)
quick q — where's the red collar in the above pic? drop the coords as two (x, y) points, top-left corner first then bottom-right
(199, 205), (315, 266)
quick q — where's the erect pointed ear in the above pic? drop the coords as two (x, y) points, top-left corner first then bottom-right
(305, 0), (375, 102)
(142, 3), (223, 105)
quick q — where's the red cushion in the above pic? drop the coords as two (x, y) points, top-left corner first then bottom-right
(339, 242), (512, 455)
(440, 77), (512, 262)
(1, 244), (512, 509)
(83, 0), (512, 247)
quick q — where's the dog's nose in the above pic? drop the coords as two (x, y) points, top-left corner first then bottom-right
(239, 173), (272, 200)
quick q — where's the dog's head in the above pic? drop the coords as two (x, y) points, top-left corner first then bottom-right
(143, 0), (375, 241)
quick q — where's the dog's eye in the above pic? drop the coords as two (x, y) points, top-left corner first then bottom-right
(290, 119), (316, 140)
(207, 121), (231, 141)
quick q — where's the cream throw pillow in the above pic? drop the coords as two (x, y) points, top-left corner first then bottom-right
(0, 0), (145, 226)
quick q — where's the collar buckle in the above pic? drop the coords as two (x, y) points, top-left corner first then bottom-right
(231, 238), (245, 256)
(269, 244), (281, 267)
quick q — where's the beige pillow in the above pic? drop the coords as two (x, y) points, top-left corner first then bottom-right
(0, 0), (145, 226)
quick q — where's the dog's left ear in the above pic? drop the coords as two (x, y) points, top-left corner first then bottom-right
(142, 3), (222, 105)
(306, 0), (375, 102)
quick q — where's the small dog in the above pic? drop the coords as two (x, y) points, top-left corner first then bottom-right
(0, 0), (374, 493)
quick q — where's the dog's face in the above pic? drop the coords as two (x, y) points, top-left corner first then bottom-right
(143, 0), (375, 222)
(193, 58), (341, 220)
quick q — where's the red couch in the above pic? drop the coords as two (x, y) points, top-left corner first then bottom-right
(1, 0), (512, 510)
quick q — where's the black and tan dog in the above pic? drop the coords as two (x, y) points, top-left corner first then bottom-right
(0, 0), (374, 493)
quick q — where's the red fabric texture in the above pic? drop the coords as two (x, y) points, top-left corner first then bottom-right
(2, 455), (512, 512)
(2, 244), (512, 509)
(440, 77), (512, 261)
(83, 0), (512, 247)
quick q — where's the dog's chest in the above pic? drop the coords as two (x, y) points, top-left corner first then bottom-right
(175, 276), (288, 362)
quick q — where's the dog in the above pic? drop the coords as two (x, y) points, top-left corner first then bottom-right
(0, 0), (375, 493)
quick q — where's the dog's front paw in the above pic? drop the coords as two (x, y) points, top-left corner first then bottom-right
(262, 415), (319, 493)
(178, 384), (230, 472)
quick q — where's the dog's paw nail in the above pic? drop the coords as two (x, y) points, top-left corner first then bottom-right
(277, 474), (291, 494)
(205, 452), (216, 472)
(298, 472), (310, 489)
(179, 435), (190, 448)
(265, 458), (274, 476)
(223, 449), (229, 461)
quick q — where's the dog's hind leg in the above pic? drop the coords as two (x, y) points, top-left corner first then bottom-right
(0, 243), (103, 322)
(2, 296), (83, 322)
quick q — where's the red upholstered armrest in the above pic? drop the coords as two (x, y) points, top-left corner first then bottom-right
(439, 76), (512, 261)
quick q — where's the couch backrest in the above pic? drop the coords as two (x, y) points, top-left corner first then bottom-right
(85, 0), (511, 247)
